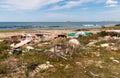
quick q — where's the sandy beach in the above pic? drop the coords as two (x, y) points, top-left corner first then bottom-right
(0, 28), (101, 38)
(0, 0), (120, 77)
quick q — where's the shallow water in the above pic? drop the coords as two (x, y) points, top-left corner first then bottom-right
(0, 22), (120, 30)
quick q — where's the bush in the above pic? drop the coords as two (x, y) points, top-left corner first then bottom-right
(78, 34), (100, 45)
(115, 24), (120, 26)
(98, 31), (108, 37)
(0, 43), (10, 60)
(0, 43), (10, 52)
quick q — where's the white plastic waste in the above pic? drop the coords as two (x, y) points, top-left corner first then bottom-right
(68, 39), (80, 45)
(113, 30), (120, 33)
(10, 43), (15, 47)
(26, 46), (34, 51)
(75, 31), (86, 38)
(13, 39), (32, 48)
(101, 43), (109, 47)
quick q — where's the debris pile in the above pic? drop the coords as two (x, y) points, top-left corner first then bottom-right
(1, 30), (120, 77)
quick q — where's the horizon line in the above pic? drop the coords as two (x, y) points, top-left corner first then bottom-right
(0, 21), (120, 22)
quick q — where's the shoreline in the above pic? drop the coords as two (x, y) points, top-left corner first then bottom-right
(0, 25), (120, 38)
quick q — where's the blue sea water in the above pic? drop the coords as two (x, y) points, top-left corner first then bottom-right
(0, 22), (120, 30)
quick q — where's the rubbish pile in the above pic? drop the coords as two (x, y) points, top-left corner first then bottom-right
(49, 39), (80, 60)
(1, 30), (120, 78)
(87, 31), (120, 51)
(2, 33), (47, 55)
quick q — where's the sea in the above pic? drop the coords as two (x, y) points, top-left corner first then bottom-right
(0, 22), (120, 30)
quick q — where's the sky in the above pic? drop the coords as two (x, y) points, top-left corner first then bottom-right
(0, 0), (120, 22)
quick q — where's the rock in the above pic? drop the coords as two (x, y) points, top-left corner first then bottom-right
(9, 51), (13, 55)
(84, 60), (94, 66)
(106, 46), (118, 51)
(95, 61), (103, 68)
(111, 47), (118, 51)
(0, 40), (3, 42)
(87, 42), (96, 46)
(64, 64), (71, 70)
(110, 57), (114, 60)
(92, 52), (101, 57)
(76, 62), (82, 66)
(49, 47), (55, 53)
(60, 64), (64, 67)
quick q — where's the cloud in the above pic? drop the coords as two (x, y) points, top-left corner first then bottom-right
(0, 0), (119, 11)
(0, 0), (62, 10)
(50, 0), (95, 10)
(106, 0), (118, 7)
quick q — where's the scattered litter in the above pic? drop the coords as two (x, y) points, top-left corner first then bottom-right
(113, 30), (120, 33)
(67, 32), (91, 38)
(13, 49), (22, 55)
(10, 43), (15, 47)
(89, 71), (100, 77)
(26, 46), (34, 51)
(67, 33), (76, 37)
(9, 51), (13, 55)
(101, 43), (109, 47)
(75, 31), (91, 38)
(13, 39), (32, 48)
(57, 34), (67, 38)
(113, 60), (120, 63)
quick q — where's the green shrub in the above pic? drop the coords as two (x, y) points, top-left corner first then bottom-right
(0, 43), (10, 52)
(115, 24), (120, 26)
(78, 34), (99, 44)
(98, 31), (108, 37)
(0, 43), (10, 60)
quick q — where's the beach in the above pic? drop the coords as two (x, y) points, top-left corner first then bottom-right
(1, 25), (120, 78)
(0, 28), (101, 38)
(0, 0), (120, 77)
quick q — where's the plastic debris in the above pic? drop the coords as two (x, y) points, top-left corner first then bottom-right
(13, 49), (22, 55)
(68, 39), (80, 45)
(13, 39), (32, 48)
(26, 46), (34, 51)
(10, 43), (15, 47)
(113, 30), (120, 33)
(101, 43), (109, 47)
(89, 71), (100, 77)
(67, 33), (76, 37)
(113, 60), (120, 63)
